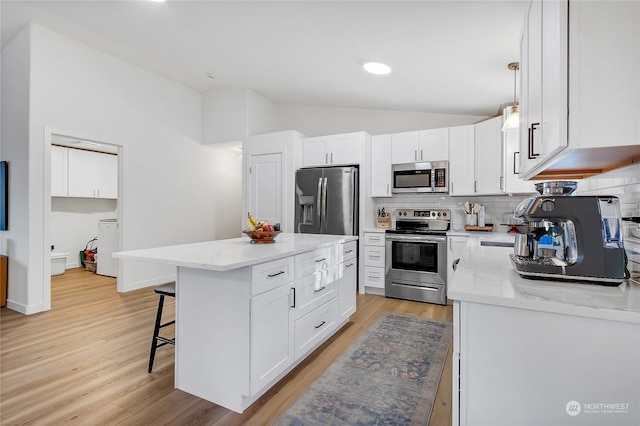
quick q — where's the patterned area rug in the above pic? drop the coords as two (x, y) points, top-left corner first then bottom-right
(273, 312), (452, 426)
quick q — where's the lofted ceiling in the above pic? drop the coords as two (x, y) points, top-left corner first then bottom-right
(1, 0), (528, 117)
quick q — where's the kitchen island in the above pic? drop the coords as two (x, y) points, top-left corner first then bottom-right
(448, 234), (640, 426)
(114, 233), (358, 413)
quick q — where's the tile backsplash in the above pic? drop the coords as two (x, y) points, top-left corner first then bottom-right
(372, 163), (640, 232)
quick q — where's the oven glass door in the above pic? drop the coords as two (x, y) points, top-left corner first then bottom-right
(390, 240), (438, 273)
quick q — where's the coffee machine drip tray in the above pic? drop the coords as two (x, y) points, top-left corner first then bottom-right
(509, 254), (624, 286)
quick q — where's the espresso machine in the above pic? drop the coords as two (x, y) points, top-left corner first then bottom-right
(510, 182), (626, 285)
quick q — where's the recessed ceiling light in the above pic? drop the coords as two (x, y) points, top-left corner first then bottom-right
(363, 62), (391, 75)
(150, 0), (166, 3)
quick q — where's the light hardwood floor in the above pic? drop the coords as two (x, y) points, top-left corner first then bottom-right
(1, 268), (453, 425)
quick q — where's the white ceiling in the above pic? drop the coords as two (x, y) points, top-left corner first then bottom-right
(1, 0), (528, 117)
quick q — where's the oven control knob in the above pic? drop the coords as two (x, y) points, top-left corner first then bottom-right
(442, 212), (447, 217)
(437, 212), (441, 217)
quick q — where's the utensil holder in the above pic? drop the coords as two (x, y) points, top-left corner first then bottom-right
(466, 214), (478, 226)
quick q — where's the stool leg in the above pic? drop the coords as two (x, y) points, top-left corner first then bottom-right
(148, 294), (165, 373)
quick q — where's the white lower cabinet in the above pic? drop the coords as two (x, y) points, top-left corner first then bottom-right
(454, 300), (640, 426)
(250, 283), (295, 394)
(338, 241), (357, 324)
(447, 236), (469, 287)
(363, 232), (385, 293)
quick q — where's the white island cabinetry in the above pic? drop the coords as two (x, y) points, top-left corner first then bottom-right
(113, 233), (357, 414)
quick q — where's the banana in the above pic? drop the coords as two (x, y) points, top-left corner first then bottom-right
(246, 217), (256, 231)
(247, 213), (259, 227)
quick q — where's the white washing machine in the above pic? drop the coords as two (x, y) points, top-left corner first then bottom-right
(97, 219), (118, 277)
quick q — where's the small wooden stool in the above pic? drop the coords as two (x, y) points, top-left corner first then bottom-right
(148, 282), (176, 373)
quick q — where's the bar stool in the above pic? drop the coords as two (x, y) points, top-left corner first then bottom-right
(148, 282), (176, 373)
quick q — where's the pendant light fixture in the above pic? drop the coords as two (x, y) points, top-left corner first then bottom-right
(502, 62), (520, 132)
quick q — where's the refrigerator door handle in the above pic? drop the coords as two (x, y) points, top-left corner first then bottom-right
(316, 177), (323, 226)
(321, 177), (328, 233)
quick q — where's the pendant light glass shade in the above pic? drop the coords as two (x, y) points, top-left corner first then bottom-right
(502, 62), (520, 133)
(502, 104), (519, 132)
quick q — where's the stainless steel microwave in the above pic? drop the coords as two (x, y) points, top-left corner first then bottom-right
(392, 161), (449, 193)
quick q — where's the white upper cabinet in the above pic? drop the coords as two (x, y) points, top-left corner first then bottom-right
(502, 115), (536, 194)
(301, 132), (364, 167)
(248, 152), (283, 227)
(419, 128), (449, 161)
(448, 125), (475, 196)
(370, 134), (392, 197)
(519, 0), (640, 179)
(64, 148), (117, 199)
(474, 116), (503, 195)
(51, 145), (69, 197)
(391, 128), (449, 164)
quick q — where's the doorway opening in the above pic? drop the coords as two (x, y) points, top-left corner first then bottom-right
(45, 130), (122, 310)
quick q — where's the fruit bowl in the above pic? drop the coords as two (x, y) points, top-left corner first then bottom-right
(242, 230), (282, 244)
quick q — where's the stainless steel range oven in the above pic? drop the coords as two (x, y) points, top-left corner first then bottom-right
(385, 209), (449, 305)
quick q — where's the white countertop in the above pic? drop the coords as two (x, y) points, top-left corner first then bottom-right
(448, 233), (640, 323)
(113, 233), (357, 272)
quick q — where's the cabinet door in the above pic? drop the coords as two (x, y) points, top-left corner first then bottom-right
(51, 146), (69, 197)
(502, 130), (535, 194)
(371, 134), (392, 197)
(330, 133), (361, 165)
(391, 131), (419, 164)
(474, 117), (502, 195)
(248, 153), (282, 227)
(302, 136), (330, 167)
(250, 284), (294, 395)
(338, 259), (357, 324)
(448, 125), (475, 196)
(447, 236), (469, 286)
(67, 149), (97, 197)
(94, 152), (118, 199)
(419, 128), (449, 161)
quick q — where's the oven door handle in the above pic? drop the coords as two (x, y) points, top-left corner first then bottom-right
(390, 282), (439, 292)
(386, 235), (446, 243)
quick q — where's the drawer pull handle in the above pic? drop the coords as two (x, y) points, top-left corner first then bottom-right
(314, 286), (326, 293)
(369, 255), (380, 259)
(315, 257), (327, 263)
(345, 262), (355, 268)
(368, 275), (379, 280)
(344, 249), (353, 254)
(267, 271), (285, 278)
(314, 320), (326, 329)
(290, 288), (296, 308)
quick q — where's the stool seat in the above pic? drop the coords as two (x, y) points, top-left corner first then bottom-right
(155, 282), (175, 297)
(148, 281), (176, 373)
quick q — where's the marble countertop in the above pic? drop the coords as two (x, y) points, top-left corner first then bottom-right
(448, 233), (640, 323)
(113, 233), (357, 272)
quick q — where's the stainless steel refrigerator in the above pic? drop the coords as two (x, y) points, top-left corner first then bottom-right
(295, 166), (358, 235)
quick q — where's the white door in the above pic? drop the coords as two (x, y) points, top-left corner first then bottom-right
(474, 117), (502, 195)
(391, 131), (419, 164)
(250, 284), (294, 395)
(51, 146), (69, 197)
(301, 136), (330, 167)
(419, 128), (449, 161)
(249, 153), (282, 227)
(94, 152), (118, 199)
(371, 134), (392, 197)
(449, 125), (475, 196)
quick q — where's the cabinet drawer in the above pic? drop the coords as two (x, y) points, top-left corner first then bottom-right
(252, 257), (294, 296)
(363, 246), (385, 268)
(295, 248), (335, 279)
(341, 240), (357, 262)
(364, 266), (385, 289)
(294, 274), (337, 320)
(364, 232), (385, 246)
(294, 298), (339, 360)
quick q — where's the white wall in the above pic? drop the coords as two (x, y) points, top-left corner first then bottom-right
(1, 24), (242, 313)
(50, 198), (117, 268)
(0, 25), (31, 311)
(275, 104), (489, 137)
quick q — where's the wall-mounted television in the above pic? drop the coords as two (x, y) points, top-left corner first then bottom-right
(0, 161), (7, 231)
